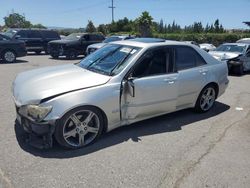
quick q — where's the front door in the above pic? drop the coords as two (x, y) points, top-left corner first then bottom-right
(121, 47), (178, 124)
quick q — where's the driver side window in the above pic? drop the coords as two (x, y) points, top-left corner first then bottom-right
(132, 48), (172, 78)
(83, 35), (90, 41)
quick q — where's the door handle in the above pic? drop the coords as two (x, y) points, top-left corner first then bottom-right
(163, 78), (176, 84)
(199, 69), (208, 75)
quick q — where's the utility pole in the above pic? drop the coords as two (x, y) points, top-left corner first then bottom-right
(108, 0), (115, 22)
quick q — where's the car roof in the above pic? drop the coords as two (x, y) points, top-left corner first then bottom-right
(222, 43), (249, 46)
(112, 38), (189, 48)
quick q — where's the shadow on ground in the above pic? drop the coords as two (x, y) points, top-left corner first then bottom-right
(15, 101), (230, 158)
(0, 59), (28, 64)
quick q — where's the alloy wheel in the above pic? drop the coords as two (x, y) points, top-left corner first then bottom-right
(200, 87), (216, 111)
(4, 51), (16, 63)
(62, 110), (100, 147)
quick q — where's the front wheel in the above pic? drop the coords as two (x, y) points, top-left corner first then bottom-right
(2, 50), (16, 63)
(194, 85), (216, 113)
(54, 106), (104, 149)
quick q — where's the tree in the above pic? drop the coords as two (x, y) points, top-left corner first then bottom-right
(85, 20), (96, 33)
(97, 24), (107, 35)
(214, 19), (220, 33)
(4, 13), (32, 28)
(136, 11), (153, 37)
(158, 19), (164, 33)
(32, 24), (47, 29)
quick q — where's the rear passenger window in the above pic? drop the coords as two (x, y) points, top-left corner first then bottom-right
(42, 31), (59, 39)
(17, 30), (27, 38)
(175, 46), (206, 71)
(28, 31), (42, 38)
(89, 35), (98, 41)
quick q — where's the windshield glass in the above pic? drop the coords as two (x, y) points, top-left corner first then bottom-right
(3, 30), (17, 38)
(215, 44), (246, 53)
(65, 33), (83, 40)
(103, 36), (123, 43)
(78, 44), (141, 76)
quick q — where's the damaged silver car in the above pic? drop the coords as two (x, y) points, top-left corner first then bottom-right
(209, 43), (250, 75)
(13, 39), (229, 149)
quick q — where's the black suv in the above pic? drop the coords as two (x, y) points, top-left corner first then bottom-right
(48, 33), (105, 59)
(0, 34), (26, 63)
(3, 29), (60, 54)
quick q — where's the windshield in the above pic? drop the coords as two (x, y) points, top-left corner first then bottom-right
(78, 44), (141, 76)
(215, 44), (246, 53)
(3, 30), (17, 38)
(103, 36), (123, 43)
(65, 33), (83, 40)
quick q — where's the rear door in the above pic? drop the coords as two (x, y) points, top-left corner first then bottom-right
(121, 47), (178, 124)
(26, 30), (43, 51)
(173, 46), (208, 109)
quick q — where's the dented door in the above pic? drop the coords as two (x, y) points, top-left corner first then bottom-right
(121, 73), (178, 124)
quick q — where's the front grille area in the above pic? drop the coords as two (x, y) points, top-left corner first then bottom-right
(48, 44), (64, 55)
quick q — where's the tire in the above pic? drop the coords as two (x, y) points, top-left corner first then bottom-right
(54, 106), (104, 149)
(51, 54), (59, 59)
(2, 50), (16, 63)
(66, 50), (78, 60)
(194, 85), (217, 113)
(35, 50), (41, 55)
(234, 64), (244, 75)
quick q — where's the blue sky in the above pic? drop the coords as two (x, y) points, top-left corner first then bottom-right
(0, 0), (250, 29)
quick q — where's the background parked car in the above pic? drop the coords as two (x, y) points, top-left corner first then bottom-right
(3, 29), (60, 54)
(236, 38), (250, 44)
(184, 41), (200, 47)
(209, 43), (250, 75)
(200, 43), (216, 52)
(48, 33), (105, 59)
(86, 35), (135, 55)
(0, 34), (26, 63)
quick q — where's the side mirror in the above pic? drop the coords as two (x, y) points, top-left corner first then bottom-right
(127, 77), (135, 97)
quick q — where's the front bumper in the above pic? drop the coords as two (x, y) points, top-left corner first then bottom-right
(48, 45), (64, 56)
(16, 48), (27, 57)
(16, 111), (55, 149)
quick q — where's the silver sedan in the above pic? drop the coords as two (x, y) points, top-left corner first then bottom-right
(12, 39), (229, 149)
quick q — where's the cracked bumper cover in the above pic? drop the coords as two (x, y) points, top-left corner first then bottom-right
(16, 112), (56, 149)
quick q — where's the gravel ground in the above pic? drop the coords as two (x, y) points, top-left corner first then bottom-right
(0, 54), (250, 188)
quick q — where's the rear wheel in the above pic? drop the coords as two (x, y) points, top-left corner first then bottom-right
(51, 54), (59, 59)
(194, 85), (217, 113)
(35, 50), (41, 55)
(55, 106), (104, 149)
(2, 50), (16, 63)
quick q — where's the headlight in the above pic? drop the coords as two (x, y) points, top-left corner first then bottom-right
(26, 105), (52, 122)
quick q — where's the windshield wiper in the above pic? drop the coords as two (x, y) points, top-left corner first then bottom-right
(88, 67), (110, 76)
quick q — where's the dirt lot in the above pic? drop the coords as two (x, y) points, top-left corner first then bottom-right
(0, 54), (250, 188)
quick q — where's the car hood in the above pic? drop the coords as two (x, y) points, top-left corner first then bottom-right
(88, 43), (106, 49)
(209, 51), (242, 61)
(49, 39), (79, 45)
(13, 64), (111, 105)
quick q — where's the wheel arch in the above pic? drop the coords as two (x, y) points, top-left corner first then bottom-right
(1, 48), (17, 57)
(203, 82), (219, 99)
(57, 104), (108, 134)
